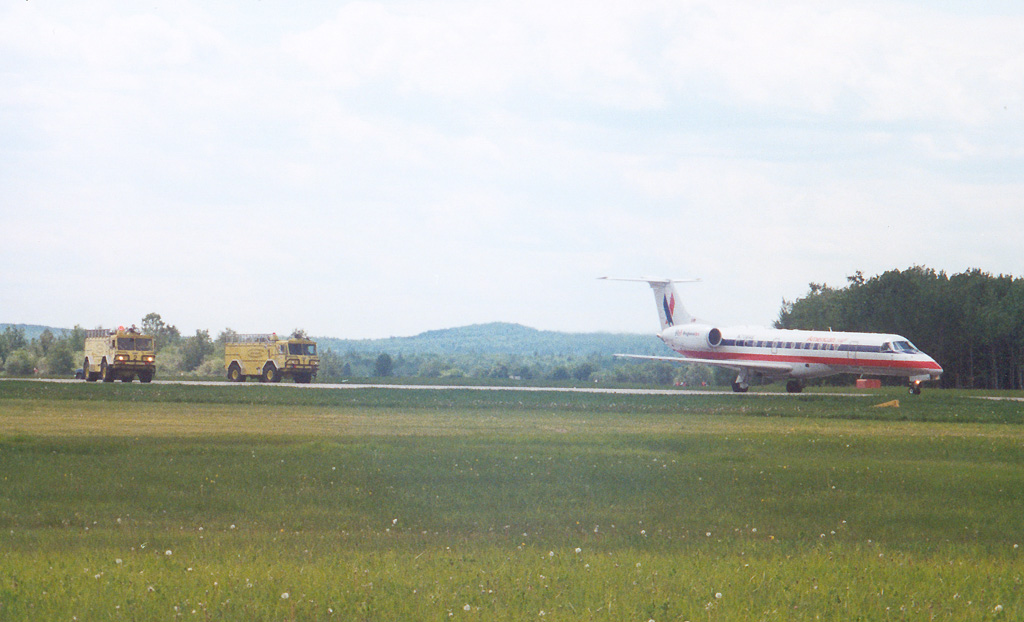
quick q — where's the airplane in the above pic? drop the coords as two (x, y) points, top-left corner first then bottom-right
(601, 277), (943, 394)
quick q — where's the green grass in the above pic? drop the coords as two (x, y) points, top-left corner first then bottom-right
(1, 381), (1023, 620)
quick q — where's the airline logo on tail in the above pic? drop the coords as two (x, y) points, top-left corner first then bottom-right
(662, 293), (675, 326)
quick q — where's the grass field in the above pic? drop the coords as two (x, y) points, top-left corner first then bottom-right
(1, 381), (1023, 620)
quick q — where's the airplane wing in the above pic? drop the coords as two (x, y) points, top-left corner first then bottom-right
(614, 354), (794, 376)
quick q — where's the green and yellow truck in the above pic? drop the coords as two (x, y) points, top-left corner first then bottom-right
(82, 327), (156, 383)
(224, 334), (318, 383)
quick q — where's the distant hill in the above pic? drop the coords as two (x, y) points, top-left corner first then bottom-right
(316, 322), (663, 357)
(2, 320), (664, 358)
(0, 323), (70, 342)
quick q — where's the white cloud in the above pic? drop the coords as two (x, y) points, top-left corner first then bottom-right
(662, 1), (1024, 124)
(282, 0), (667, 107)
(3, 0), (1024, 337)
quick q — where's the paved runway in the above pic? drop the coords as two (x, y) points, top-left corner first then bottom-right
(8, 377), (867, 397)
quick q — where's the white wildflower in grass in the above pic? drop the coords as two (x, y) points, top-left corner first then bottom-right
(994, 604), (1003, 613)
(575, 548), (582, 554)
(281, 592), (290, 600)
(165, 550), (172, 556)
(463, 604), (471, 611)
(715, 592), (722, 599)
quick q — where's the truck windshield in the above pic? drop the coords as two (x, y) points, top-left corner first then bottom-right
(288, 343), (316, 356)
(117, 338), (154, 351)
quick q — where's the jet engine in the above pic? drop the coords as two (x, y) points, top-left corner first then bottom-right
(666, 324), (722, 351)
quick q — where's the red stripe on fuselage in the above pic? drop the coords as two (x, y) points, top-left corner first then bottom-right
(676, 349), (943, 372)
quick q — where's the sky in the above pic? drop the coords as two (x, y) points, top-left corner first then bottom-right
(3, 1), (1023, 339)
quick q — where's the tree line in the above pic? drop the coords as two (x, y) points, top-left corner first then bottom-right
(9, 267), (1016, 390)
(0, 314), (227, 378)
(0, 314), (704, 386)
(314, 350), (718, 386)
(0, 324), (78, 376)
(776, 266), (1024, 390)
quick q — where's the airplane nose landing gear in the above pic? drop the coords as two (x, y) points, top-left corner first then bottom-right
(909, 380), (923, 395)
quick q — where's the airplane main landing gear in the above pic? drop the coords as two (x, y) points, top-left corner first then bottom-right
(732, 372), (750, 393)
(786, 379), (804, 393)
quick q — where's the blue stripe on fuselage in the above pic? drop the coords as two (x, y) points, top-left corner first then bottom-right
(720, 339), (884, 354)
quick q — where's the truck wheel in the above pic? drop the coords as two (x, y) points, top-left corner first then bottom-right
(261, 364), (279, 383)
(120, 374), (134, 383)
(228, 364), (244, 382)
(294, 372), (312, 384)
(138, 370), (154, 383)
(84, 358), (97, 382)
(102, 360), (115, 383)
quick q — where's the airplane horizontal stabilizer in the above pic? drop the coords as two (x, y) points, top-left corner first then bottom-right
(599, 277), (702, 329)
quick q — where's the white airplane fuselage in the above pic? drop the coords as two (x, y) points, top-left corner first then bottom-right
(603, 277), (943, 393)
(661, 323), (943, 382)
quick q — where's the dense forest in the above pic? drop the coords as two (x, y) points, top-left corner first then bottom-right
(776, 266), (1024, 389)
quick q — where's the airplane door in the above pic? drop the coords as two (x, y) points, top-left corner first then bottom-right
(848, 342), (858, 362)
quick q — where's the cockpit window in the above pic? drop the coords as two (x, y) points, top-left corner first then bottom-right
(882, 341), (919, 354)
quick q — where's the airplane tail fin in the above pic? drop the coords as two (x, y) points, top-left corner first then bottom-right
(600, 277), (699, 331)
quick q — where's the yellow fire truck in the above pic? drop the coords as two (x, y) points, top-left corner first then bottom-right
(82, 327), (157, 383)
(224, 334), (319, 383)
